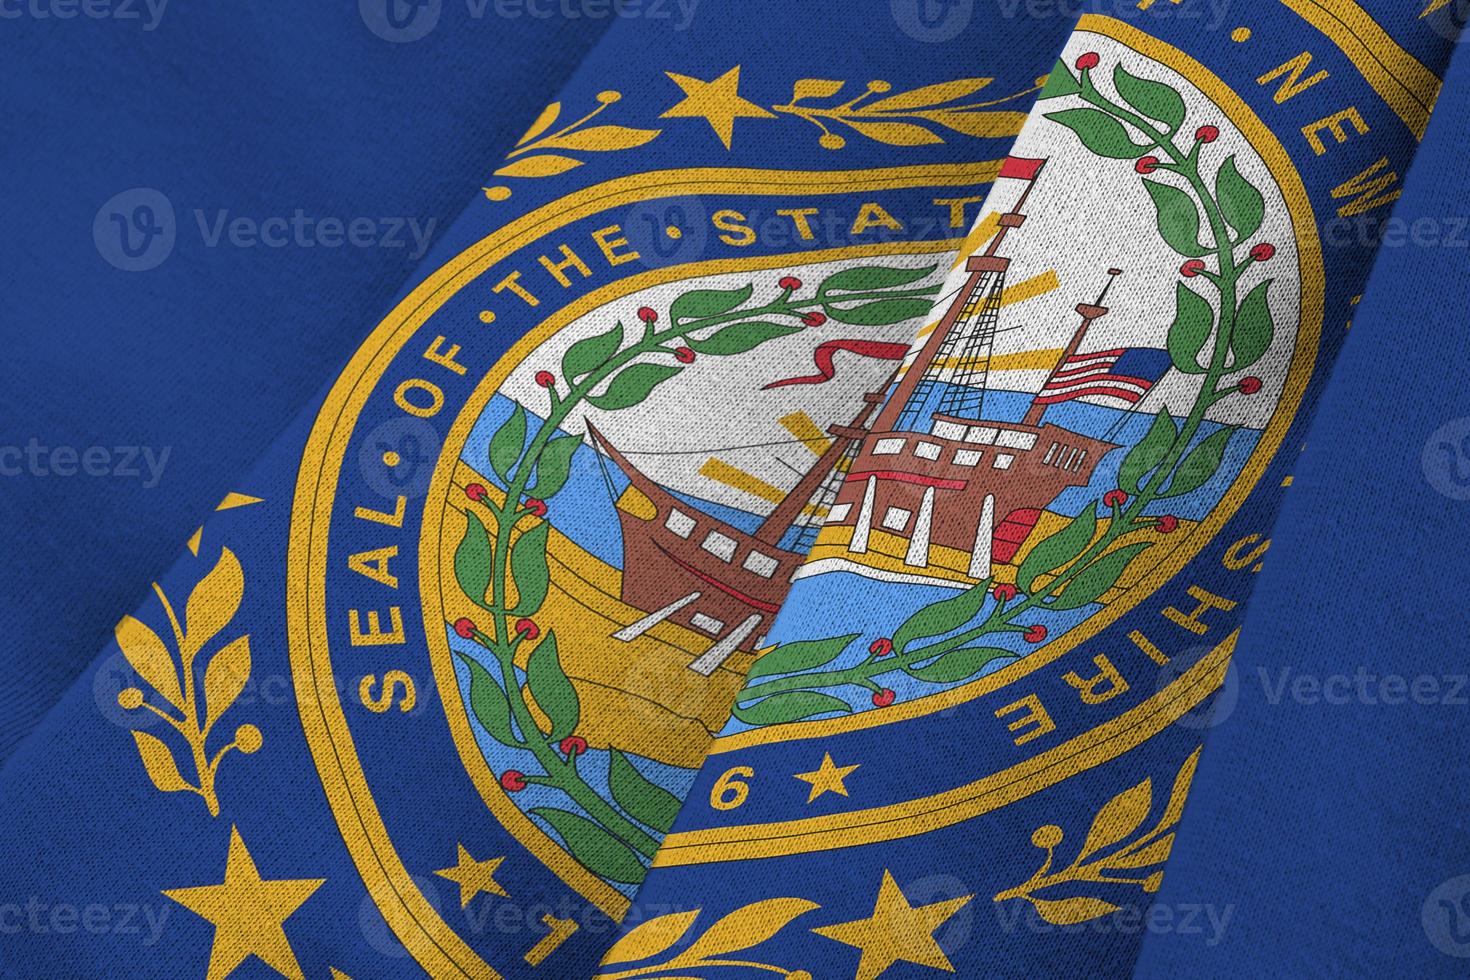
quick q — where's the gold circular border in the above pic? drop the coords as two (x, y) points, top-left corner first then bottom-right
(707, 13), (1327, 755)
(287, 161), (1006, 974)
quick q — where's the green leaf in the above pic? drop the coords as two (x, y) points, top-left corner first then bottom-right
(458, 654), (519, 747)
(906, 647), (1014, 684)
(1038, 60), (1082, 100)
(1118, 409), (1178, 496)
(1167, 282), (1214, 375)
(454, 509), (495, 609)
(893, 581), (991, 652)
(669, 284), (752, 324)
(489, 404), (527, 483)
(1216, 155), (1265, 241)
(531, 807), (647, 884)
(686, 321), (800, 356)
(586, 363), (682, 411)
(1112, 63), (1185, 132)
(1230, 279), (1275, 371)
(1043, 107), (1153, 159)
(608, 748), (681, 834)
(819, 264), (936, 294)
(1017, 507), (1098, 595)
(1048, 543), (1152, 611)
(526, 630), (578, 742)
(744, 634), (859, 682)
(561, 321), (624, 382)
(509, 521), (550, 616)
(732, 691), (851, 726)
(530, 433), (582, 499)
(1163, 426), (1237, 498)
(1144, 181), (1210, 258)
(823, 297), (936, 327)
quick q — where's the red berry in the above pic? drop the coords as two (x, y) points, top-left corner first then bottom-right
(500, 770), (526, 792)
(800, 311), (827, 327)
(674, 346), (696, 364)
(1195, 125), (1219, 144)
(1103, 489), (1129, 509)
(525, 498), (548, 517)
(453, 617), (476, 639)
(1238, 376), (1263, 395)
(1023, 625), (1048, 644)
(465, 483), (488, 502)
(1251, 243), (1277, 262)
(515, 618), (540, 641)
(637, 307), (658, 324)
(1076, 52), (1100, 71)
(560, 735), (588, 756)
(872, 688), (896, 708)
(993, 583), (1019, 602)
(1157, 515), (1180, 534)
(779, 276), (802, 291)
(534, 370), (555, 388)
(869, 637), (894, 657)
(1135, 156), (1160, 175)
(1180, 259), (1207, 279)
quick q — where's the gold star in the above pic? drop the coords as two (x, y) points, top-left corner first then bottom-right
(794, 752), (861, 803)
(162, 826), (324, 980)
(811, 870), (973, 980)
(434, 844), (510, 908)
(660, 66), (775, 150)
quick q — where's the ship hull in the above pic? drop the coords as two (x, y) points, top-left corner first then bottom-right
(611, 498), (804, 654)
(826, 418), (1117, 570)
(585, 421), (810, 665)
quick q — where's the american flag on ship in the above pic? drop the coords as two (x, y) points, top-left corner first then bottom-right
(1033, 347), (1173, 407)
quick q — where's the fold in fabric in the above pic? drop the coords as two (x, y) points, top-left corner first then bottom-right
(1135, 33), (1470, 980)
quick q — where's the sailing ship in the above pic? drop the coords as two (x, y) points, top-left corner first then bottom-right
(590, 156), (1125, 672)
(823, 157), (1121, 576)
(585, 392), (880, 675)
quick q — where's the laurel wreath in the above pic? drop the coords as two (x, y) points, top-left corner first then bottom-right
(993, 746), (1202, 924)
(483, 75), (1041, 199)
(771, 76), (1037, 150)
(732, 53), (1279, 727)
(594, 897), (819, 979)
(450, 265), (942, 884)
(115, 546), (259, 817)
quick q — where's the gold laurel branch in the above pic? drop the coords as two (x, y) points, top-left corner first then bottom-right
(770, 76), (1042, 150)
(594, 898), (819, 979)
(115, 545), (261, 817)
(485, 91), (662, 199)
(992, 745), (1203, 925)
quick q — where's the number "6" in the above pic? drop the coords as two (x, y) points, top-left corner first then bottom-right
(709, 766), (753, 811)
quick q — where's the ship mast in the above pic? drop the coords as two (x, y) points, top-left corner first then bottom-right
(873, 157), (1046, 433)
(1021, 268), (1123, 428)
(754, 389), (886, 545)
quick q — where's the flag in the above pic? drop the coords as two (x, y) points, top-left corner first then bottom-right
(1034, 346), (1172, 406)
(2, 3), (1468, 979)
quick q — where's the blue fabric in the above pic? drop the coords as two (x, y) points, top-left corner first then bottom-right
(1134, 35), (1470, 980)
(2, 3), (1467, 978)
(0, 4), (606, 759)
